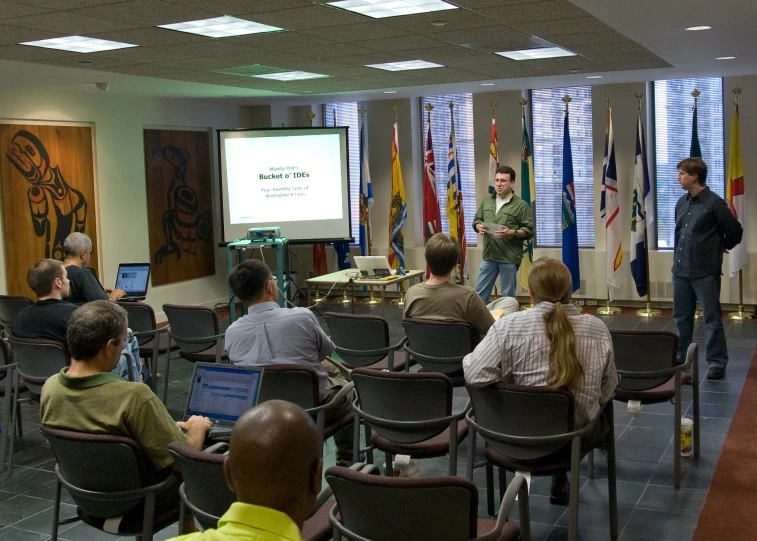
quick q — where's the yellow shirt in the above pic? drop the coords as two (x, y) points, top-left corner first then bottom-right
(168, 503), (303, 541)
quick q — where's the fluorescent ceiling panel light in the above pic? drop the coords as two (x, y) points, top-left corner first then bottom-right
(159, 16), (282, 38)
(20, 35), (137, 53)
(480, 83), (494, 86)
(496, 47), (576, 60)
(366, 59), (443, 71)
(716, 56), (735, 60)
(685, 25), (711, 31)
(253, 71), (330, 81)
(326, 0), (459, 19)
(215, 64), (289, 77)
(586, 75), (602, 79)
(384, 90), (397, 93)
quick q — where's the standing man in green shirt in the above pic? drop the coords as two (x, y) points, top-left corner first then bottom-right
(473, 165), (534, 303)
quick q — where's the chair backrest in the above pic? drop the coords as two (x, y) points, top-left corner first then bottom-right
(0, 295), (33, 338)
(352, 368), (453, 444)
(168, 442), (233, 530)
(326, 466), (477, 541)
(0, 338), (12, 383)
(163, 304), (220, 354)
(42, 426), (150, 518)
(119, 301), (158, 347)
(8, 337), (69, 395)
(402, 318), (475, 374)
(324, 312), (390, 367)
(257, 364), (320, 409)
(610, 330), (678, 391)
(467, 383), (574, 460)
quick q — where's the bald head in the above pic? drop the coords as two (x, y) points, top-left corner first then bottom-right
(224, 401), (323, 527)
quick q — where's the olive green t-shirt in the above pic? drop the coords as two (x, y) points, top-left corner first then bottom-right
(404, 281), (495, 338)
(40, 368), (189, 470)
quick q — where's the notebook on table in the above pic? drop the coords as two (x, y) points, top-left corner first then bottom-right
(115, 263), (151, 301)
(354, 255), (394, 279)
(184, 363), (264, 439)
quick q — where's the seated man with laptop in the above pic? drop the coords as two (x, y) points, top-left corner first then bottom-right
(40, 301), (212, 530)
(225, 259), (355, 466)
(14, 259), (142, 382)
(62, 232), (127, 303)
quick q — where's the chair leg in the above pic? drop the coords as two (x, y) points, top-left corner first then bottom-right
(178, 500), (187, 535)
(568, 437), (581, 541)
(51, 479), (62, 541)
(498, 466), (507, 505)
(466, 429), (476, 481)
(606, 410), (618, 541)
(162, 353), (171, 404)
(486, 461), (495, 516)
(692, 376), (700, 458)
(448, 420), (458, 476)
(384, 452), (393, 477)
(364, 425), (374, 465)
(352, 416), (361, 464)
(674, 378), (682, 489)
(142, 491), (156, 541)
(588, 449), (594, 479)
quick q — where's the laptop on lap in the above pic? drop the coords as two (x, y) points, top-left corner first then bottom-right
(184, 363), (264, 438)
(115, 263), (151, 301)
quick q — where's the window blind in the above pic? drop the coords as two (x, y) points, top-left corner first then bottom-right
(532, 86), (594, 247)
(653, 78), (724, 249)
(324, 101), (366, 243)
(420, 93), (477, 245)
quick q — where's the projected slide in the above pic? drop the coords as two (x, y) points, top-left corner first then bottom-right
(219, 127), (352, 243)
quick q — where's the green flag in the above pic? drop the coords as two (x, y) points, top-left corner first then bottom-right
(519, 111), (535, 291)
(690, 102), (701, 158)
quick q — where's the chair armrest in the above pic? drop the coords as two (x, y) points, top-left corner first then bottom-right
(168, 331), (226, 344)
(404, 345), (466, 365)
(453, 399), (473, 420)
(56, 464), (180, 502)
(476, 474), (530, 541)
(335, 345), (394, 358)
(355, 401), (462, 431)
(465, 409), (595, 446)
(203, 442), (229, 454)
(308, 381), (355, 414)
(389, 336), (408, 351)
(329, 504), (374, 541)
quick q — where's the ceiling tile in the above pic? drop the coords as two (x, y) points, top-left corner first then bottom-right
(93, 46), (197, 64)
(331, 51), (416, 66)
(299, 22), (411, 43)
(286, 43), (375, 59)
(409, 46), (506, 66)
(410, 67), (486, 83)
(71, 0), (219, 27)
(160, 0), (312, 14)
(318, 65), (376, 77)
(432, 25), (534, 47)
(603, 59), (672, 71)
(213, 50), (315, 67)
(4, 11), (140, 33)
(479, 0), (589, 24)
(150, 57), (249, 71)
(0, 43), (82, 61)
(265, 58), (350, 71)
(570, 41), (653, 56)
(0, 23), (60, 45)
(159, 40), (261, 58)
(587, 52), (660, 64)
(17, 0), (131, 7)
(87, 27), (209, 47)
(348, 72), (427, 85)
(462, 61), (542, 78)
(515, 17), (613, 37)
(0, 1), (51, 20)
(542, 31), (634, 48)
(242, 5), (366, 31)
(449, 0), (545, 6)
(357, 35), (447, 52)
(379, 8), (500, 34)
(105, 63), (196, 76)
(225, 31), (337, 51)
(520, 55), (602, 72)
(31, 54), (144, 70)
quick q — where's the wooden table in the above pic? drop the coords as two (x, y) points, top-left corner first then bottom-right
(306, 269), (425, 316)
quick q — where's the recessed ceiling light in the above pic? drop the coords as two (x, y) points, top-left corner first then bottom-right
(384, 91), (397, 94)
(366, 59), (444, 71)
(586, 75), (602, 79)
(326, 0), (459, 19)
(685, 25), (711, 31)
(253, 71), (330, 81)
(716, 56), (735, 60)
(20, 35), (137, 53)
(158, 16), (282, 38)
(569, 68), (580, 73)
(481, 83), (494, 86)
(430, 21), (448, 27)
(303, 90), (313, 93)
(495, 47), (576, 61)
(78, 60), (92, 65)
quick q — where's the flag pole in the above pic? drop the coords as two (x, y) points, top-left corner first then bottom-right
(331, 108), (351, 305)
(692, 88), (705, 319)
(490, 100), (501, 299)
(358, 107), (381, 306)
(633, 92), (661, 317)
(519, 98), (535, 311)
(598, 92), (622, 316)
(727, 88), (751, 320)
(390, 104), (405, 306)
(562, 94), (582, 314)
(307, 110), (328, 305)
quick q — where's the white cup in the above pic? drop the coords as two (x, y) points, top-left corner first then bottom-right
(680, 417), (694, 457)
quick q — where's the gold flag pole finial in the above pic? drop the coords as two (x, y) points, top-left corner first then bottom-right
(489, 100), (498, 118)
(519, 97), (528, 118)
(392, 104), (399, 121)
(733, 87), (742, 107)
(424, 102), (433, 123)
(692, 88), (701, 107)
(634, 91), (644, 110)
(358, 107), (366, 127)
(307, 111), (316, 127)
(562, 94), (572, 115)
(449, 101), (455, 111)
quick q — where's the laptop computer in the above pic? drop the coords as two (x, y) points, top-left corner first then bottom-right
(184, 363), (265, 438)
(115, 263), (151, 301)
(354, 255), (394, 279)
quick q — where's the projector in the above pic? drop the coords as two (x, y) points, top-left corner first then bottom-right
(247, 227), (282, 241)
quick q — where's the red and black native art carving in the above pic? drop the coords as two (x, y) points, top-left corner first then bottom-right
(5, 130), (87, 260)
(153, 145), (212, 265)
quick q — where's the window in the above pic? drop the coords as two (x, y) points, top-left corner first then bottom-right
(420, 93), (477, 245)
(653, 77), (724, 249)
(324, 101), (366, 242)
(532, 86), (594, 247)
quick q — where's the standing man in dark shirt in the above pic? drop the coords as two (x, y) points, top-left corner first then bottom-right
(673, 158), (743, 380)
(62, 232), (125, 303)
(14, 259), (76, 342)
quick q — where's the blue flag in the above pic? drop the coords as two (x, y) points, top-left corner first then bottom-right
(334, 242), (351, 270)
(630, 109), (650, 297)
(561, 112), (580, 292)
(359, 119), (373, 257)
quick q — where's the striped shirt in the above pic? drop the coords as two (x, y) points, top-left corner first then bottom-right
(463, 302), (618, 428)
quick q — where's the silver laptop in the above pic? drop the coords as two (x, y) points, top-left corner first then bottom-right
(354, 255), (393, 278)
(115, 263), (151, 301)
(184, 363), (264, 437)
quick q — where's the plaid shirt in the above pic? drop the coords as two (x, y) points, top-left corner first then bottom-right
(463, 302), (619, 428)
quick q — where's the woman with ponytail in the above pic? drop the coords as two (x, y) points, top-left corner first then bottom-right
(463, 257), (618, 505)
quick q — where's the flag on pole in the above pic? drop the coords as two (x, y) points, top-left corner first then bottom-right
(630, 108), (651, 297)
(727, 102), (747, 276)
(488, 115), (498, 195)
(600, 105), (622, 298)
(359, 118), (373, 257)
(690, 98), (702, 158)
(561, 110), (580, 292)
(423, 119), (442, 278)
(519, 109), (535, 291)
(313, 244), (327, 276)
(388, 119), (407, 270)
(334, 242), (351, 269)
(446, 107), (467, 283)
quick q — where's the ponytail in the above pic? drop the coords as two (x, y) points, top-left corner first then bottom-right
(544, 301), (583, 391)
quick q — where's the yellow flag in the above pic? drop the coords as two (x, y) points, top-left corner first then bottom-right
(388, 121), (406, 269)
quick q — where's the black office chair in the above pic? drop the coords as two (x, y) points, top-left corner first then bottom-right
(0, 339), (19, 476)
(324, 312), (410, 371)
(0, 294), (33, 339)
(402, 318), (476, 386)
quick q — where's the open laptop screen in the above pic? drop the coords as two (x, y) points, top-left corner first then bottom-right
(185, 364), (264, 424)
(115, 263), (151, 297)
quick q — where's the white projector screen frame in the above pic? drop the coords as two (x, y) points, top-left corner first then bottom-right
(217, 127), (353, 244)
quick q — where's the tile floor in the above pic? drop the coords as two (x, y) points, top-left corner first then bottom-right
(0, 300), (754, 541)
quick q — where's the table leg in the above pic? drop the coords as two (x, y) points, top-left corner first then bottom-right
(351, 281), (355, 314)
(381, 287), (386, 317)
